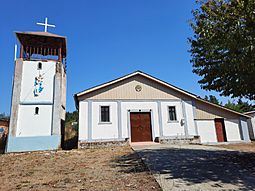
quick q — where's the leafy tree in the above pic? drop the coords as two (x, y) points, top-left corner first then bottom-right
(224, 99), (254, 112)
(204, 95), (221, 105)
(189, 0), (255, 100)
(65, 111), (78, 123)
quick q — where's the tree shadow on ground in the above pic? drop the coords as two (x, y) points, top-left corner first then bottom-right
(113, 147), (255, 190)
(112, 151), (151, 174)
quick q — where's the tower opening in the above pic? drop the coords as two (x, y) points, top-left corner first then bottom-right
(16, 31), (67, 71)
(35, 107), (39, 115)
(37, 62), (42, 70)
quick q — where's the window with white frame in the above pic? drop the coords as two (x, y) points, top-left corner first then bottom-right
(100, 106), (110, 122)
(168, 106), (177, 121)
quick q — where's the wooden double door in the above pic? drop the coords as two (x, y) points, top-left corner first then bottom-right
(214, 118), (227, 142)
(130, 112), (152, 142)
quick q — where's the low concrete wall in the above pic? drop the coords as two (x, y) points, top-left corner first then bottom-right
(159, 136), (200, 145)
(6, 135), (61, 153)
(79, 139), (128, 149)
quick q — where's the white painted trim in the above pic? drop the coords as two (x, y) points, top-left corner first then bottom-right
(20, 101), (53, 105)
(181, 101), (188, 136)
(117, 101), (122, 139)
(192, 101), (199, 135)
(157, 101), (163, 137)
(98, 122), (112, 125)
(87, 100), (92, 141)
(167, 120), (179, 123)
(83, 99), (182, 102)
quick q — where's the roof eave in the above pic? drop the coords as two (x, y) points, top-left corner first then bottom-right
(74, 71), (250, 119)
(196, 97), (251, 118)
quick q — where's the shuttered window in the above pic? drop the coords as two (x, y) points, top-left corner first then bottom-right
(168, 106), (177, 121)
(100, 106), (110, 122)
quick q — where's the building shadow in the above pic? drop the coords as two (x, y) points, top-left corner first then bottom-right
(0, 135), (7, 154)
(113, 147), (255, 190)
(62, 135), (78, 150)
(62, 122), (78, 150)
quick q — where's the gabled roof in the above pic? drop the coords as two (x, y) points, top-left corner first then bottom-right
(244, 111), (255, 116)
(74, 70), (250, 118)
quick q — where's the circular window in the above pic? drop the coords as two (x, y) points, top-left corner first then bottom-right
(135, 85), (142, 92)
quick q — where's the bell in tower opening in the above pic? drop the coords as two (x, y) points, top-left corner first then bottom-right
(6, 28), (67, 152)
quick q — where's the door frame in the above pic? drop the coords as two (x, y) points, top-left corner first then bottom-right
(127, 109), (155, 142)
(214, 118), (227, 142)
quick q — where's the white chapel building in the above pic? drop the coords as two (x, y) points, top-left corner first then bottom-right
(74, 71), (251, 146)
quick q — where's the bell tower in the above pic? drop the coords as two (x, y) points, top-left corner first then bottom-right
(6, 25), (67, 152)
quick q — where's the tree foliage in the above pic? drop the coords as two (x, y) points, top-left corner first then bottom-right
(204, 95), (222, 105)
(224, 98), (254, 112)
(204, 95), (254, 112)
(189, 0), (255, 100)
(66, 111), (78, 123)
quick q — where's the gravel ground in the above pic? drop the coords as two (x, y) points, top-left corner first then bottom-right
(0, 146), (160, 191)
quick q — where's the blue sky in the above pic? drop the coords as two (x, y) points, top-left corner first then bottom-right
(0, 0), (237, 114)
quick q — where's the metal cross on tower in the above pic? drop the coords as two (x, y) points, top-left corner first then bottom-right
(36, 17), (56, 32)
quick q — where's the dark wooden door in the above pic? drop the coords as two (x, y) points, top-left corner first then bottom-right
(130, 112), (152, 142)
(215, 118), (227, 142)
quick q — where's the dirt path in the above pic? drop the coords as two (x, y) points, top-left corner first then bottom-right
(213, 142), (255, 153)
(0, 146), (160, 191)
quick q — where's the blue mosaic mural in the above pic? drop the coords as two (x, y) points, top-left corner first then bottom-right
(33, 74), (44, 96)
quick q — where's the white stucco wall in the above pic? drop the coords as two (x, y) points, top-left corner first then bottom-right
(16, 60), (57, 138)
(241, 119), (250, 142)
(20, 60), (55, 103)
(78, 101), (88, 140)
(160, 101), (185, 137)
(78, 99), (247, 144)
(16, 105), (52, 137)
(78, 100), (197, 141)
(196, 120), (217, 143)
(224, 119), (241, 141)
(247, 116), (255, 140)
(121, 102), (160, 141)
(251, 117), (255, 139)
(196, 119), (248, 143)
(91, 102), (118, 140)
(183, 101), (197, 136)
